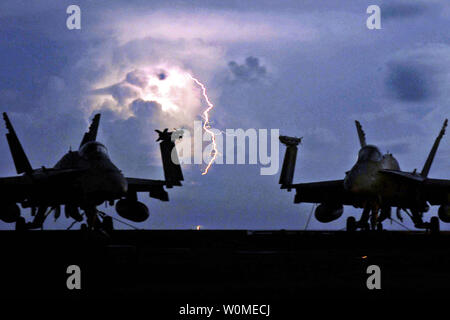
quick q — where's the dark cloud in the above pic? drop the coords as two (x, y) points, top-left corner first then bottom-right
(385, 62), (434, 102)
(228, 56), (266, 82)
(92, 69), (155, 105)
(382, 2), (429, 20)
(129, 99), (160, 118)
(125, 69), (149, 88)
(91, 82), (141, 105)
(99, 110), (161, 177)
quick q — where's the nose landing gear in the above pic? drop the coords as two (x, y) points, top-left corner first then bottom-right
(82, 207), (114, 233)
(346, 206), (379, 232)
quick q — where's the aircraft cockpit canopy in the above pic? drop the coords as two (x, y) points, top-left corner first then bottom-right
(79, 141), (109, 159)
(358, 145), (382, 162)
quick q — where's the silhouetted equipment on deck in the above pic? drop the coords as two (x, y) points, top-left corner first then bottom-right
(279, 136), (302, 191)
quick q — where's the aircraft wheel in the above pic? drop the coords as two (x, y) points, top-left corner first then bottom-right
(346, 217), (356, 232)
(430, 216), (440, 234)
(15, 217), (26, 231)
(360, 222), (370, 232)
(376, 222), (383, 232)
(102, 216), (114, 233)
(80, 223), (88, 231)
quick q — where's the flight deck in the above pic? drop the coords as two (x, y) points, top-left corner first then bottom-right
(1, 230), (449, 301)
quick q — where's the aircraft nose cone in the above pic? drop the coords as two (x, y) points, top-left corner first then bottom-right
(345, 171), (377, 194)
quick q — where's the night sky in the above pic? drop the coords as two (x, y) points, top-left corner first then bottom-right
(0, 0), (448, 230)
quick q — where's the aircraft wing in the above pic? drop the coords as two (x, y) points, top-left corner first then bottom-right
(0, 175), (32, 202)
(0, 168), (88, 204)
(292, 180), (361, 205)
(126, 177), (170, 201)
(379, 169), (426, 182)
(380, 170), (449, 205)
(422, 178), (450, 205)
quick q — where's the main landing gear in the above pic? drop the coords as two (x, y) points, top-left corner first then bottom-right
(15, 205), (115, 234)
(346, 207), (440, 234)
(81, 207), (114, 233)
(406, 208), (439, 234)
(346, 206), (383, 232)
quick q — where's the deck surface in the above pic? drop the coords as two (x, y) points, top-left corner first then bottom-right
(1, 230), (448, 301)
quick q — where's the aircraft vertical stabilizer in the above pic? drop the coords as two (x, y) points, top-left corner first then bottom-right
(3, 113), (32, 175)
(79, 114), (101, 148)
(355, 120), (367, 148)
(421, 119), (448, 178)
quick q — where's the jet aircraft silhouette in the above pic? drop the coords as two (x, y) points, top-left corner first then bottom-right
(279, 119), (449, 232)
(0, 113), (183, 231)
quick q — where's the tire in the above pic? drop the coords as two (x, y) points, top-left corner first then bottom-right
(347, 217), (356, 232)
(102, 216), (114, 233)
(80, 223), (88, 231)
(376, 222), (383, 232)
(15, 217), (26, 231)
(430, 216), (440, 234)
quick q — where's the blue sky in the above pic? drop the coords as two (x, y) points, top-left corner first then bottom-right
(0, 0), (448, 230)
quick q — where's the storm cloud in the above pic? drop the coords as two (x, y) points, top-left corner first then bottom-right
(381, 2), (430, 20)
(385, 62), (434, 102)
(0, 0), (449, 231)
(228, 56), (267, 82)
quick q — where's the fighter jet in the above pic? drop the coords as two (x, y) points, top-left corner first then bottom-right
(0, 113), (183, 231)
(279, 119), (449, 232)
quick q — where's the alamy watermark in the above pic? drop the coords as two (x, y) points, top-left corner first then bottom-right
(171, 121), (280, 176)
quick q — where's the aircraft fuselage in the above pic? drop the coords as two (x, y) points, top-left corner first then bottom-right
(343, 145), (404, 206)
(23, 141), (128, 208)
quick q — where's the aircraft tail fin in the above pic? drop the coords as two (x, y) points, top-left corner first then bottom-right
(156, 129), (184, 188)
(3, 112), (33, 174)
(420, 119), (448, 178)
(279, 135), (302, 191)
(79, 113), (101, 148)
(355, 120), (367, 148)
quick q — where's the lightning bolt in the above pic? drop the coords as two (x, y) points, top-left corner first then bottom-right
(188, 74), (218, 175)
